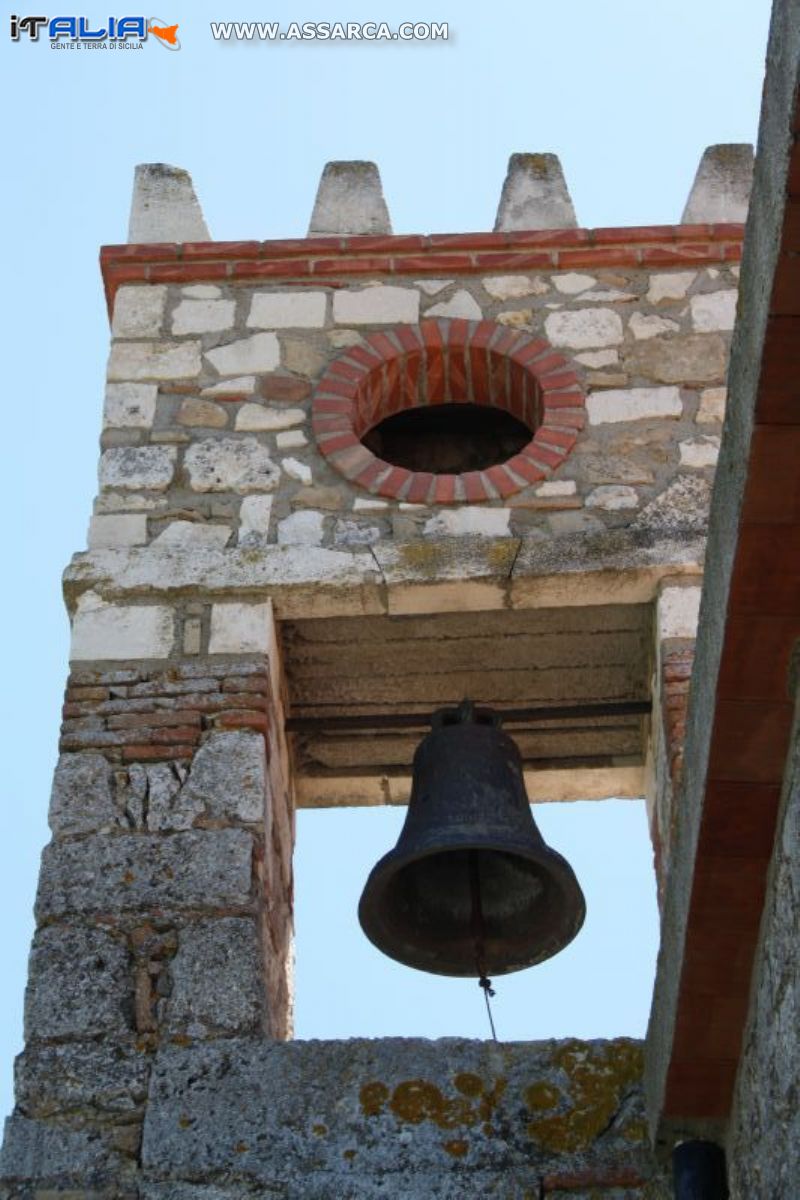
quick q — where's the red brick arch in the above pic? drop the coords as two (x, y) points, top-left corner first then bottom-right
(312, 318), (586, 504)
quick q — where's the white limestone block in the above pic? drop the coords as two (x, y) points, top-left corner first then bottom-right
(646, 272), (696, 303)
(202, 376), (257, 396)
(588, 289), (636, 302)
(282, 458), (312, 485)
(679, 436), (720, 467)
(425, 290), (482, 320)
(112, 287), (167, 338)
(103, 382), (158, 429)
(183, 285), (221, 299)
(309, 161), (391, 236)
(535, 481), (577, 497)
(87, 514), (148, 549)
(238, 495), (273, 545)
(494, 153), (577, 231)
(696, 387), (727, 424)
(586, 386), (682, 425)
(585, 485), (639, 510)
(628, 313), (680, 340)
(333, 286), (420, 325)
(277, 510), (326, 546)
(658, 585), (702, 640)
(107, 340), (202, 382)
(171, 299), (236, 334)
(128, 163), (210, 243)
(574, 350), (618, 368)
(353, 498), (389, 511)
(150, 521), (232, 549)
(205, 333), (280, 376)
(235, 405), (306, 432)
(690, 290), (737, 332)
(553, 273), (596, 295)
(209, 603), (271, 655)
(545, 308), (623, 349)
(99, 446), (177, 491)
(275, 430), (308, 449)
(70, 591), (174, 661)
(483, 276), (547, 300)
(247, 292), (327, 329)
(184, 438), (280, 493)
(423, 508), (511, 538)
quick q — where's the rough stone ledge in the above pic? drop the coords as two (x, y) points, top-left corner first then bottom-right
(135, 1036), (658, 1194)
(62, 530), (704, 621)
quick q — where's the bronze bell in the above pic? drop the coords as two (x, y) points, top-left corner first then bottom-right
(358, 702), (586, 977)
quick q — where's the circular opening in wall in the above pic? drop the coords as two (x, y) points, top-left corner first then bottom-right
(313, 319), (587, 503)
(362, 404), (533, 474)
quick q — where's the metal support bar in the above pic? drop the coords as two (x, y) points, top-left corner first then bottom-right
(285, 699), (651, 733)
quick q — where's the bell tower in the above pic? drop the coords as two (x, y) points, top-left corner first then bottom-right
(2, 124), (791, 1196)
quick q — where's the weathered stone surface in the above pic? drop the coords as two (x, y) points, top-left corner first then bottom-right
(646, 272), (696, 304)
(179, 732), (266, 825)
(545, 308), (623, 349)
(107, 340), (202, 382)
(574, 349), (618, 368)
(128, 162), (210, 243)
(333, 520), (382, 546)
(88, 513), (148, 549)
(248, 292), (327, 329)
(278, 510), (326, 546)
(573, 454), (654, 486)
(628, 313), (680, 340)
(309, 161), (392, 236)
(681, 143), (754, 224)
(657, 585), (701, 640)
(585, 486), (639, 511)
(0, 1115), (125, 1184)
(15, 1038), (150, 1117)
(35, 830), (254, 918)
(238, 495), (273, 546)
(483, 275), (548, 300)
(586, 387), (682, 425)
(201, 375), (257, 396)
(425, 289), (483, 319)
(415, 279), (454, 296)
(281, 338), (328, 378)
(678, 436), (720, 467)
(205, 333), (280, 376)
(235, 404), (306, 432)
(49, 752), (118, 836)
(282, 456), (312, 484)
(696, 386), (727, 424)
(623, 334), (727, 383)
(176, 398), (228, 428)
(70, 591), (175, 661)
(112, 286), (167, 338)
(70, 592), (174, 661)
(141, 1037), (652, 1192)
(496, 308), (533, 328)
(292, 486), (345, 511)
(536, 481), (577, 497)
(125, 761), (198, 832)
(166, 918), (263, 1035)
(151, 521), (232, 549)
(103, 381), (158, 429)
(633, 475), (712, 536)
(553, 272), (596, 295)
(689, 289), (737, 332)
(172, 299), (235, 335)
(99, 446), (177, 491)
(184, 437), (280, 493)
(183, 285), (222, 300)
(494, 152), (577, 230)
(276, 429), (308, 449)
(209, 603), (271, 654)
(24, 925), (131, 1039)
(423, 508), (511, 537)
(333, 286), (420, 325)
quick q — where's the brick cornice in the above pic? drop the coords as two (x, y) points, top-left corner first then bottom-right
(100, 222), (745, 315)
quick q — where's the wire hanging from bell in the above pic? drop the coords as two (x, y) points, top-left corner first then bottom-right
(469, 849), (499, 1042)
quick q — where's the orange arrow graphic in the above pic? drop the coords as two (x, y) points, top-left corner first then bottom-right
(150, 22), (179, 44)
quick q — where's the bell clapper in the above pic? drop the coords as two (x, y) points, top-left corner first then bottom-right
(469, 849), (499, 1042)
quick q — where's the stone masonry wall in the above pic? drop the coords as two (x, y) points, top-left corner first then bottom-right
(94, 232), (738, 555)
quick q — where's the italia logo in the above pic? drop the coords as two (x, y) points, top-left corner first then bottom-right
(9, 14), (180, 47)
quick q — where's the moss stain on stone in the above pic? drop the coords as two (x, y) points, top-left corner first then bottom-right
(359, 1081), (389, 1117)
(396, 541), (442, 573)
(312, 1123), (328, 1136)
(525, 1039), (644, 1153)
(454, 1072), (483, 1098)
(342, 1148), (357, 1161)
(442, 1138), (469, 1158)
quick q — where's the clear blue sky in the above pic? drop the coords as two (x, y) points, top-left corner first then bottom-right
(0, 0), (772, 1120)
